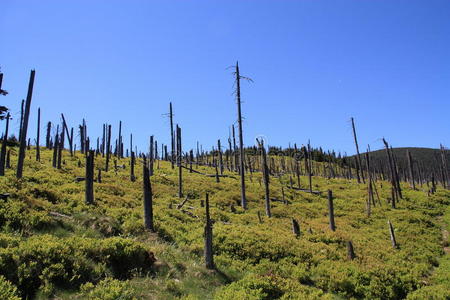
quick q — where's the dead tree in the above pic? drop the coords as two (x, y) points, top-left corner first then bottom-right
(204, 193), (214, 269)
(347, 241), (356, 260)
(36, 108), (40, 161)
(57, 127), (64, 169)
(85, 150), (95, 205)
(292, 218), (300, 237)
(217, 139), (224, 175)
(406, 150), (416, 190)
(258, 139), (271, 217)
(440, 144), (449, 188)
(16, 70), (35, 179)
(328, 190), (336, 231)
(143, 155), (154, 231)
(52, 126), (59, 168)
(0, 113), (10, 176)
(105, 125), (111, 171)
(351, 117), (365, 183)
(177, 125), (183, 198)
(388, 220), (397, 249)
(130, 151), (136, 181)
(61, 114), (73, 156)
(45, 121), (51, 148)
(382, 139), (400, 207)
(169, 102), (175, 169)
(235, 62), (248, 209)
(18, 99), (24, 142)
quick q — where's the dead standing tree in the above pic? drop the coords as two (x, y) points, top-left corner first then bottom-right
(17, 70), (35, 179)
(204, 193), (214, 269)
(233, 62), (252, 209)
(257, 138), (271, 217)
(85, 150), (95, 205)
(143, 155), (154, 231)
(177, 125), (183, 198)
(351, 117), (365, 184)
(36, 108), (40, 161)
(0, 113), (10, 176)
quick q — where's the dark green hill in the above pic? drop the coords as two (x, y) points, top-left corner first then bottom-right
(355, 147), (450, 177)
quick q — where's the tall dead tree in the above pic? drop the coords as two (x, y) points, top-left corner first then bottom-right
(36, 108), (40, 161)
(18, 99), (24, 142)
(440, 144), (449, 188)
(130, 151), (136, 181)
(118, 121), (122, 158)
(57, 127), (64, 169)
(85, 150), (95, 205)
(217, 139), (223, 175)
(204, 193), (214, 269)
(177, 125), (183, 198)
(169, 102), (175, 169)
(52, 126), (59, 168)
(143, 155), (154, 231)
(16, 70), (35, 179)
(235, 62), (249, 209)
(0, 113), (10, 176)
(382, 138), (400, 207)
(351, 117), (365, 184)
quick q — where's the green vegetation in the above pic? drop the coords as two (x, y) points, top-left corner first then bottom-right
(0, 146), (448, 299)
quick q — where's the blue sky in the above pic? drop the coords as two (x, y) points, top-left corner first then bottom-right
(1, 0), (449, 155)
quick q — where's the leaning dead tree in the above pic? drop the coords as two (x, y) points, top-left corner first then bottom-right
(17, 70), (35, 179)
(351, 117), (365, 184)
(61, 114), (74, 156)
(204, 193), (214, 269)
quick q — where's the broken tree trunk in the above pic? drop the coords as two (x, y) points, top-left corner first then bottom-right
(36, 108), (40, 161)
(85, 150), (95, 205)
(143, 155), (154, 231)
(347, 241), (356, 260)
(292, 218), (300, 237)
(388, 220), (397, 249)
(204, 193), (214, 269)
(328, 190), (336, 231)
(16, 70), (35, 179)
(0, 113), (10, 176)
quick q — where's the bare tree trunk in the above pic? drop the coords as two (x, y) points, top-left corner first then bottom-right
(61, 114), (73, 156)
(347, 241), (355, 260)
(17, 70), (35, 179)
(46, 121), (51, 148)
(204, 193), (214, 269)
(36, 108), (40, 161)
(130, 151), (136, 181)
(177, 125), (183, 198)
(143, 155), (154, 231)
(217, 139), (223, 175)
(351, 117), (365, 183)
(328, 190), (335, 231)
(105, 125), (111, 171)
(235, 62), (247, 209)
(259, 140), (271, 217)
(85, 150), (95, 205)
(292, 218), (300, 237)
(0, 113), (10, 176)
(388, 220), (397, 249)
(57, 127), (64, 169)
(170, 102), (174, 169)
(19, 99), (24, 142)
(406, 150), (416, 190)
(52, 126), (59, 168)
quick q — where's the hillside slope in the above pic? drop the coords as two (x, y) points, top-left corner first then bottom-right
(0, 147), (449, 299)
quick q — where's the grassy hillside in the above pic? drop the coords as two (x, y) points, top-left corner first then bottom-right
(0, 147), (449, 299)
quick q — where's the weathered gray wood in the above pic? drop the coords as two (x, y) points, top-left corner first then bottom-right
(388, 220), (397, 249)
(16, 70), (35, 179)
(235, 62), (247, 209)
(177, 125), (183, 198)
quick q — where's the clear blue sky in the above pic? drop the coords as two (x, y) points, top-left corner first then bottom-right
(1, 0), (449, 155)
